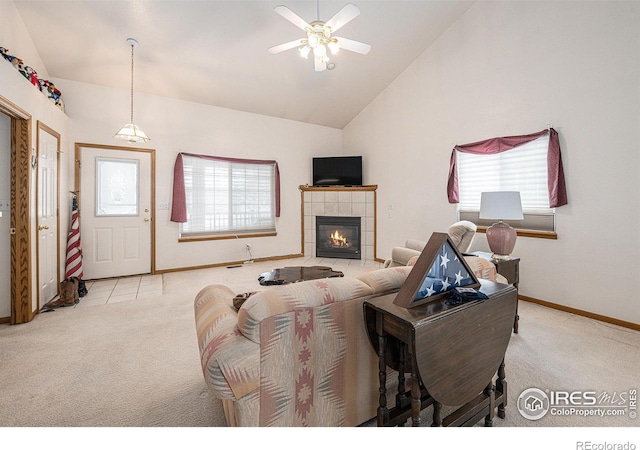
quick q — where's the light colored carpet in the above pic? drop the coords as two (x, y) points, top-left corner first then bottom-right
(1, 257), (638, 436)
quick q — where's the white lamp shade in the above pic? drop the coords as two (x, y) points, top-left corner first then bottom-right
(114, 123), (150, 144)
(479, 191), (524, 221)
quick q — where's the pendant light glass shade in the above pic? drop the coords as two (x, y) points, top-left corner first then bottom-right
(114, 123), (150, 143)
(114, 38), (150, 143)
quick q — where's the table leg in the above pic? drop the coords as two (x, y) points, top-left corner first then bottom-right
(431, 401), (442, 427)
(484, 382), (495, 427)
(397, 345), (406, 426)
(410, 358), (421, 427)
(376, 314), (388, 427)
(497, 359), (507, 419)
(514, 299), (519, 333)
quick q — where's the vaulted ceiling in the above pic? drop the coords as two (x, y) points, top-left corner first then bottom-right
(13, 0), (473, 128)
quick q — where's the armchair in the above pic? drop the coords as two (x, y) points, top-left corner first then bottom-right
(384, 221), (477, 268)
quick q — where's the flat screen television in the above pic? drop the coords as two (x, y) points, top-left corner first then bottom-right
(313, 156), (363, 186)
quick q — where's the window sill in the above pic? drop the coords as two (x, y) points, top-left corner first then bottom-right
(476, 226), (557, 240)
(179, 231), (277, 243)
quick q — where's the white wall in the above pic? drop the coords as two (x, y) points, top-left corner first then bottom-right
(0, 1), (50, 81)
(344, 1), (640, 324)
(53, 78), (343, 271)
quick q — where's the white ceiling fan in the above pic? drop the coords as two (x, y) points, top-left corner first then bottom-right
(268, 2), (371, 72)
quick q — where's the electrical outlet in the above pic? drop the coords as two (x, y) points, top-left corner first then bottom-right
(157, 202), (169, 210)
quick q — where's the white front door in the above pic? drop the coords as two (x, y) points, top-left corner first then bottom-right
(37, 124), (60, 307)
(79, 145), (153, 279)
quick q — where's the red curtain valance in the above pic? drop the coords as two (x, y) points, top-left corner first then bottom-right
(447, 128), (567, 208)
(170, 152), (281, 223)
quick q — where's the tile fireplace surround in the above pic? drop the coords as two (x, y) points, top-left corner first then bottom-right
(300, 185), (378, 261)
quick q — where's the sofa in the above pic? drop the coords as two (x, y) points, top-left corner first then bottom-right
(384, 220), (478, 268)
(194, 253), (508, 426)
(194, 266), (412, 427)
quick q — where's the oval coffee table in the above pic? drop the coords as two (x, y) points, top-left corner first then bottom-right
(258, 266), (344, 286)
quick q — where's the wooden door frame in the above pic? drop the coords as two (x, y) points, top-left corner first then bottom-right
(0, 95), (33, 325)
(36, 121), (61, 311)
(74, 143), (156, 276)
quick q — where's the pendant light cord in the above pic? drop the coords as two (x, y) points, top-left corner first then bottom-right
(114, 38), (149, 142)
(129, 42), (134, 124)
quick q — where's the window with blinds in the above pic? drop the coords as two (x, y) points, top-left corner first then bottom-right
(180, 155), (276, 236)
(456, 134), (556, 232)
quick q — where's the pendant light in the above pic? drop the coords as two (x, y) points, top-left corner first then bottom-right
(114, 38), (150, 143)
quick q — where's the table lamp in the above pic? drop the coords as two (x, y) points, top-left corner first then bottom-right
(479, 191), (523, 260)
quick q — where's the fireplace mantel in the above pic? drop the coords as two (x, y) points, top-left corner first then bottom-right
(299, 185), (378, 262)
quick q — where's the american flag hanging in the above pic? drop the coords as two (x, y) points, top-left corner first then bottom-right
(65, 195), (84, 279)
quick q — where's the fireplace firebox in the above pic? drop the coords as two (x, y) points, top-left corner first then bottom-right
(316, 216), (361, 260)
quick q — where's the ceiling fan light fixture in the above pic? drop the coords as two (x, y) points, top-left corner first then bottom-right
(299, 46), (311, 59)
(270, 3), (370, 72)
(328, 39), (340, 55)
(307, 33), (321, 48)
(313, 44), (327, 58)
(114, 38), (150, 144)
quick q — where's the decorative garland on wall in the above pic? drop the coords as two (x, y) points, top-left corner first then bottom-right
(0, 46), (64, 111)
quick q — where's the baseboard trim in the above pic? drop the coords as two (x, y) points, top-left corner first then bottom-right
(519, 294), (640, 331)
(0, 316), (10, 324)
(154, 253), (305, 274)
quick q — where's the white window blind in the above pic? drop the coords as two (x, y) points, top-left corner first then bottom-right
(180, 155), (276, 236)
(456, 135), (555, 231)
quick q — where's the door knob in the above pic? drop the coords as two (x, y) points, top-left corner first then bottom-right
(144, 218), (150, 222)
(38, 225), (49, 230)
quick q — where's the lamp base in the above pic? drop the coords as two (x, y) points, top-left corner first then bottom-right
(486, 221), (517, 260)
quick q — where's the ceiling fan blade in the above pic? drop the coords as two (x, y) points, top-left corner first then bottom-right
(314, 55), (327, 72)
(334, 37), (371, 55)
(274, 5), (311, 31)
(325, 3), (360, 32)
(268, 39), (306, 54)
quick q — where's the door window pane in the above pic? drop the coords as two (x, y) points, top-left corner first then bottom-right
(96, 158), (139, 216)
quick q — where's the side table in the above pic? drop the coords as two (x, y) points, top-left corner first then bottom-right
(363, 279), (517, 427)
(470, 252), (520, 333)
